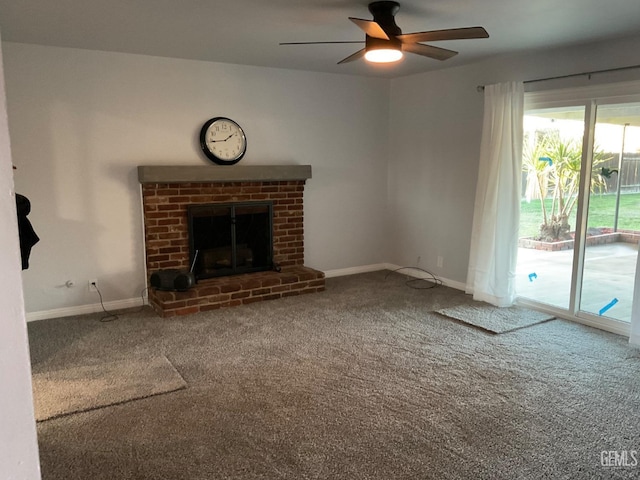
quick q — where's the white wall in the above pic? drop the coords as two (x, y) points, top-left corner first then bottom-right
(388, 34), (640, 285)
(3, 43), (390, 316)
(0, 36), (41, 479)
(7, 33), (640, 316)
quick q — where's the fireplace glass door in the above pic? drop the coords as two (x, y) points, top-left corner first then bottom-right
(188, 202), (273, 279)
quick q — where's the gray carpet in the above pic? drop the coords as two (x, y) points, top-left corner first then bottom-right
(436, 303), (555, 333)
(28, 271), (640, 479)
(32, 355), (187, 421)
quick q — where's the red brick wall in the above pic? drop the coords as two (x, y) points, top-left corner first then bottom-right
(141, 181), (306, 275)
(140, 179), (324, 317)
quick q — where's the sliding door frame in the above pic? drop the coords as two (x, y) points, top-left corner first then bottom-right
(518, 80), (640, 337)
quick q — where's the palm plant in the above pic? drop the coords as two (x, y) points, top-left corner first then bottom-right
(522, 136), (551, 225)
(522, 133), (611, 241)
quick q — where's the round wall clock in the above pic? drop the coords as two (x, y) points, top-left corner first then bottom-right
(199, 117), (247, 165)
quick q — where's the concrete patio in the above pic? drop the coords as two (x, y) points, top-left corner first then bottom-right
(516, 242), (638, 322)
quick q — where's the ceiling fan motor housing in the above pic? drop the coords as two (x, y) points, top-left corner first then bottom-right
(368, 1), (402, 36)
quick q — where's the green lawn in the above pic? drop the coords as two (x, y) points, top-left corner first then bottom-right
(519, 192), (640, 239)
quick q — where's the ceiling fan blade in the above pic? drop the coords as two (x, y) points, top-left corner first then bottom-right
(337, 48), (366, 64)
(402, 43), (458, 61)
(280, 41), (364, 45)
(348, 17), (389, 40)
(398, 27), (489, 44)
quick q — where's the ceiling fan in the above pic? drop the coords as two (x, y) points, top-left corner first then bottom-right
(280, 1), (489, 64)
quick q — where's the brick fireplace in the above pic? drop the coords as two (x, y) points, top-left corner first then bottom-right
(138, 165), (325, 317)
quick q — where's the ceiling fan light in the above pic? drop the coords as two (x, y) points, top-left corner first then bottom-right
(364, 48), (403, 63)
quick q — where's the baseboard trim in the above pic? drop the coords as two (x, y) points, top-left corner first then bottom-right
(26, 297), (146, 322)
(324, 263), (466, 292)
(323, 264), (392, 278)
(384, 264), (466, 291)
(27, 265), (467, 322)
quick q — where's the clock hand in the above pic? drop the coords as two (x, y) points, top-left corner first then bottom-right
(210, 133), (236, 143)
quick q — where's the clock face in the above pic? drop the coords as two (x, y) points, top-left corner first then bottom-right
(199, 117), (247, 165)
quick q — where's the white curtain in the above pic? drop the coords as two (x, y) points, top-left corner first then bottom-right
(466, 82), (524, 307)
(630, 250), (640, 346)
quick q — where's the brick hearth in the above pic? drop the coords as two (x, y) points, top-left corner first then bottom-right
(139, 166), (324, 317)
(150, 266), (325, 316)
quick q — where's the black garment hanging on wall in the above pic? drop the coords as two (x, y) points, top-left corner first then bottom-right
(16, 193), (39, 270)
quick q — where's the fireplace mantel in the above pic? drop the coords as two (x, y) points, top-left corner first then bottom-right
(138, 165), (312, 184)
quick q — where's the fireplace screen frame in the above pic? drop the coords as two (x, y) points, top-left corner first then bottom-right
(187, 201), (274, 280)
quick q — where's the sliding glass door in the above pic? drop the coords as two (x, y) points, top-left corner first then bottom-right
(517, 106), (586, 311)
(516, 84), (640, 333)
(579, 102), (640, 322)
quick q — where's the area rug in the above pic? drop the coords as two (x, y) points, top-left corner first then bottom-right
(32, 355), (187, 421)
(435, 302), (555, 333)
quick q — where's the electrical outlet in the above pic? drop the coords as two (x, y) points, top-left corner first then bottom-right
(437, 256), (444, 268)
(88, 279), (98, 292)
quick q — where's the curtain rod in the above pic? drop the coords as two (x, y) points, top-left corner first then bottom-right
(476, 64), (640, 92)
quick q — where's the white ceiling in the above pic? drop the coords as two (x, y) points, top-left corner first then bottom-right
(1, 0), (640, 78)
